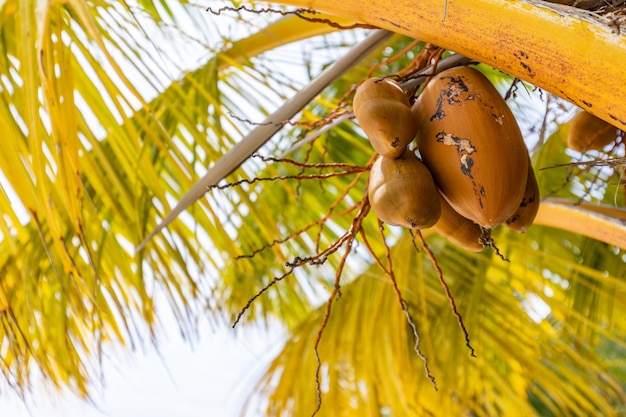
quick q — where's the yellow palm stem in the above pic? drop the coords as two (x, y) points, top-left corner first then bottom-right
(535, 198), (626, 249)
(218, 14), (361, 69)
(277, 0), (626, 130)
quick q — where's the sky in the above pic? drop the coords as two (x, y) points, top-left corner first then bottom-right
(1, 322), (285, 417)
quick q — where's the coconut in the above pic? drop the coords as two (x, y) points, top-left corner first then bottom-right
(567, 110), (619, 152)
(368, 150), (442, 229)
(354, 78), (418, 159)
(413, 66), (528, 228)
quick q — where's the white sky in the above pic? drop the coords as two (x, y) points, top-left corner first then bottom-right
(1, 322), (285, 417)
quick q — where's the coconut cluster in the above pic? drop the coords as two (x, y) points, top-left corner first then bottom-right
(355, 67), (541, 252)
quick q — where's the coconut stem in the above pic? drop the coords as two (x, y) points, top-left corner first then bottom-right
(479, 227), (509, 261)
(414, 230), (476, 358)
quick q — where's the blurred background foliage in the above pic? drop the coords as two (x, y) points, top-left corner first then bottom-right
(0, 0), (624, 416)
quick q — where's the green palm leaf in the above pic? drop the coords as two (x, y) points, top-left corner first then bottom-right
(0, 0), (363, 394)
(0, 1), (624, 415)
(246, 227), (625, 416)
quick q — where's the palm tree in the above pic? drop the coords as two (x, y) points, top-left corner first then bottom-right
(0, 0), (624, 415)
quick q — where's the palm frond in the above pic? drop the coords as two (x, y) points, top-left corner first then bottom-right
(246, 228), (625, 417)
(0, 0), (367, 395)
(2, 0), (625, 412)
